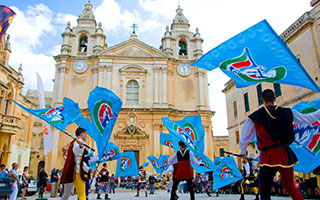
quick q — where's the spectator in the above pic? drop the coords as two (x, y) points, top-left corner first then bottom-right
(21, 166), (31, 200)
(0, 164), (8, 177)
(148, 174), (156, 194)
(9, 163), (19, 200)
(109, 174), (116, 194)
(50, 168), (59, 197)
(38, 168), (48, 198)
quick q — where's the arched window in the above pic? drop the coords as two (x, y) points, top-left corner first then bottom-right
(179, 41), (187, 56)
(79, 36), (88, 52)
(126, 80), (139, 105)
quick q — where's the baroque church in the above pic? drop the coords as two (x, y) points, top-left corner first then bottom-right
(50, 2), (214, 172)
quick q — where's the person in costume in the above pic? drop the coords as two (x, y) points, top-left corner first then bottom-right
(168, 141), (208, 200)
(239, 158), (259, 200)
(97, 163), (110, 200)
(135, 166), (151, 197)
(240, 89), (320, 200)
(60, 127), (91, 200)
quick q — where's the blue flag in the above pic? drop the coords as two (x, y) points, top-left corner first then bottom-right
(75, 86), (122, 159)
(12, 98), (80, 132)
(192, 20), (320, 92)
(291, 99), (320, 173)
(191, 153), (214, 173)
(147, 154), (170, 177)
(99, 142), (120, 163)
(162, 116), (204, 154)
(175, 115), (205, 154)
(142, 162), (149, 168)
(160, 132), (180, 152)
(115, 151), (138, 177)
(212, 156), (243, 191)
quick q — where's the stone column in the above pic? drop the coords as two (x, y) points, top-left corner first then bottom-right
(153, 122), (161, 157)
(196, 70), (205, 107)
(120, 76), (126, 102)
(161, 67), (168, 105)
(52, 64), (60, 105)
(153, 66), (160, 105)
(98, 65), (104, 86)
(57, 64), (67, 104)
(139, 76), (144, 105)
(105, 66), (112, 89)
(51, 129), (60, 171)
(92, 64), (98, 87)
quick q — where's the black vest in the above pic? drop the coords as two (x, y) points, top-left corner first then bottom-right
(249, 105), (295, 145)
(177, 150), (190, 161)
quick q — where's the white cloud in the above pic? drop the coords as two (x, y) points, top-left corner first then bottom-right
(6, 4), (57, 93)
(94, 0), (164, 37)
(54, 13), (78, 27)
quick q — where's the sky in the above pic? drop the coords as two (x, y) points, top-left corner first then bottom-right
(1, 0), (313, 136)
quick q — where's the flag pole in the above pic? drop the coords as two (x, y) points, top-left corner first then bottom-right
(60, 129), (95, 152)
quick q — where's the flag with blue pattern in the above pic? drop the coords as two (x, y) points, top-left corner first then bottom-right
(12, 98), (80, 132)
(160, 132), (180, 152)
(212, 156), (243, 191)
(291, 99), (320, 173)
(147, 154), (170, 177)
(115, 151), (138, 177)
(191, 153), (215, 173)
(192, 20), (320, 92)
(99, 142), (120, 163)
(162, 115), (205, 154)
(75, 86), (122, 159)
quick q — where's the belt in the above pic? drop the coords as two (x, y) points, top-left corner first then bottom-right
(261, 144), (288, 152)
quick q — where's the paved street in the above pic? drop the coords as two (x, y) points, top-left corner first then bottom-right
(23, 189), (308, 200)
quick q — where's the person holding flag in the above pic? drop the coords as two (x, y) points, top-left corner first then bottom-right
(60, 127), (92, 200)
(239, 158), (259, 200)
(240, 89), (320, 200)
(135, 165), (152, 197)
(97, 163), (110, 200)
(168, 141), (208, 200)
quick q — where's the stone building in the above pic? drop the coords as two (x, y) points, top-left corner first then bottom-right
(25, 89), (53, 178)
(0, 34), (35, 173)
(223, 0), (320, 167)
(50, 2), (214, 173)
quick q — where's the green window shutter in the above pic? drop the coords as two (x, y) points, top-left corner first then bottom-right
(274, 83), (282, 97)
(257, 84), (263, 105)
(244, 92), (250, 112)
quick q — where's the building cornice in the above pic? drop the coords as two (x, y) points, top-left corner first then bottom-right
(222, 79), (235, 93)
(280, 11), (314, 42)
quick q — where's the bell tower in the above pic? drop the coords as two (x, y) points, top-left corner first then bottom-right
(53, 1), (107, 106)
(160, 6), (203, 61)
(59, 1), (106, 57)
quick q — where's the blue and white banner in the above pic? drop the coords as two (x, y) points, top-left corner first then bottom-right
(115, 151), (138, 177)
(291, 99), (320, 173)
(75, 86), (122, 159)
(212, 157), (243, 191)
(192, 20), (320, 92)
(12, 97), (80, 133)
(147, 154), (170, 177)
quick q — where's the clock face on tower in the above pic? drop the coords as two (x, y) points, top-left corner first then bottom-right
(177, 63), (191, 76)
(73, 60), (88, 73)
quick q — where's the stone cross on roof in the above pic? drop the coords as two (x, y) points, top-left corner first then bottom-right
(131, 23), (138, 34)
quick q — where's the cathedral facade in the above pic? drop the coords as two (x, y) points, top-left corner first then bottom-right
(51, 2), (214, 173)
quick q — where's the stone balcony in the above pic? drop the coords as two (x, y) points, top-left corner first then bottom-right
(0, 114), (20, 135)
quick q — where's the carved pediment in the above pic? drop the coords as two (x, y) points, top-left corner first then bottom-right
(114, 125), (148, 139)
(119, 65), (147, 73)
(98, 39), (167, 58)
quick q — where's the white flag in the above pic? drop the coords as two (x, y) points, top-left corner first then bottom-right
(36, 73), (53, 155)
